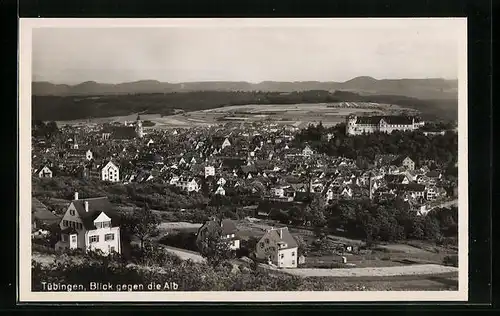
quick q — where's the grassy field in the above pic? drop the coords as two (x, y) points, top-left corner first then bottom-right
(313, 273), (459, 291)
(55, 102), (418, 129)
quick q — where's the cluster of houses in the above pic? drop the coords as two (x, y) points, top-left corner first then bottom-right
(33, 190), (303, 268)
(32, 119), (452, 211)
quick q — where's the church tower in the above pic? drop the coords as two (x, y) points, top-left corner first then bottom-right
(135, 114), (144, 139)
(72, 134), (79, 149)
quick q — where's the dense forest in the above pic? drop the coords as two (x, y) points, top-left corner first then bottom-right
(32, 90), (458, 122)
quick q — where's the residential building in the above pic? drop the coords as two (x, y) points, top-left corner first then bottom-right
(346, 115), (424, 136)
(221, 138), (231, 149)
(31, 197), (60, 230)
(55, 193), (121, 255)
(172, 177), (200, 193)
(204, 166), (215, 178)
(255, 227), (298, 268)
(196, 218), (240, 250)
(215, 185), (226, 196)
(100, 161), (120, 182)
(392, 156), (416, 171)
(36, 165), (53, 178)
(302, 145), (314, 157)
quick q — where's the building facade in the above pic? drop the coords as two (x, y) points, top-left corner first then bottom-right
(255, 227), (298, 268)
(100, 161), (120, 182)
(346, 115), (424, 136)
(55, 193), (121, 255)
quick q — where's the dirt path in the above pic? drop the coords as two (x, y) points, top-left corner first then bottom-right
(162, 246), (206, 263)
(282, 264), (458, 278)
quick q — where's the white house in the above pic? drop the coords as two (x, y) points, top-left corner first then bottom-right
(196, 218), (240, 251)
(204, 166), (215, 178)
(169, 175), (180, 185)
(221, 138), (231, 149)
(85, 149), (93, 161)
(100, 161), (120, 183)
(173, 177), (200, 193)
(214, 186), (226, 196)
(55, 193), (121, 255)
(255, 227), (298, 268)
(426, 186), (439, 201)
(37, 165), (53, 178)
(302, 145), (314, 157)
(272, 186), (286, 198)
(217, 177), (227, 186)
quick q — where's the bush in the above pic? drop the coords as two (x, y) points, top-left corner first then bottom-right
(443, 255), (458, 267)
(31, 251), (326, 291)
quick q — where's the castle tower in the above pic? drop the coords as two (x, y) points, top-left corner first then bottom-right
(135, 115), (144, 139)
(346, 114), (357, 136)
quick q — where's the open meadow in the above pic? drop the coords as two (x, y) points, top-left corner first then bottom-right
(55, 102), (417, 129)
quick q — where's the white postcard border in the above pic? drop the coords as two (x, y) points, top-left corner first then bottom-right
(18, 17), (468, 302)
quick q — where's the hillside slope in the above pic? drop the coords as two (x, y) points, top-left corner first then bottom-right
(32, 77), (458, 100)
(31, 90), (458, 122)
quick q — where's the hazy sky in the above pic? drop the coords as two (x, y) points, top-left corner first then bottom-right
(31, 19), (464, 84)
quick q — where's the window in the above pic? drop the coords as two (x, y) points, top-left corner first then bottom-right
(292, 252), (295, 257)
(259, 242), (264, 248)
(61, 234), (67, 242)
(89, 235), (99, 243)
(110, 246), (115, 253)
(63, 220), (68, 227)
(292, 260), (295, 265)
(280, 254), (284, 259)
(70, 210), (75, 216)
(265, 238), (270, 244)
(105, 233), (114, 241)
(102, 221), (111, 228)
(71, 235), (77, 243)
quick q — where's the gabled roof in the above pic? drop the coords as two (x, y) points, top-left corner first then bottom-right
(197, 218), (238, 238)
(426, 171), (441, 178)
(267, 227), (298, 250)
(32, 197), (60, 224)
(220, 219), (238, 235)
(392, 155), (413, 166)
(384, 174), (407, 183)
(69, 197), (120, 230)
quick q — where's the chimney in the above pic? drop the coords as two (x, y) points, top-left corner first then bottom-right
(74, 192), (79, 200)
(84, 201), (89, 212)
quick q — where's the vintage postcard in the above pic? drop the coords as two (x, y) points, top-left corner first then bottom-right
(19, 18), (468, 302)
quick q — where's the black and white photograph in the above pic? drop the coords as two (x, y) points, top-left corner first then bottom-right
(19, 18), (468, 302)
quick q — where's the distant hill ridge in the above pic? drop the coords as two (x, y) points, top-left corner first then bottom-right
(32, 76), (458, 100)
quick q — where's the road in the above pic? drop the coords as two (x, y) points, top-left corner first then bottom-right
(422, 199), (458, 214)
(162, 245), (206, 263)
(282, 264), (458, 278)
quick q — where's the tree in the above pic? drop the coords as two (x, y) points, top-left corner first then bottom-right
(44, 121), (60, 139)
(196, 223), (233, 267)
(422, 215), (443, 242)
(294, 235), (308, 257)
(123, 205), (161, 250)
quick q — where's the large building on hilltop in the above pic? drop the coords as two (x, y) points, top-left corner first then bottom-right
(345, 114), (424, 136)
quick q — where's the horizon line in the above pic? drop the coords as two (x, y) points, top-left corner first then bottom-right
(32, 76), (459, 86)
